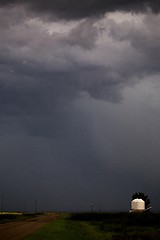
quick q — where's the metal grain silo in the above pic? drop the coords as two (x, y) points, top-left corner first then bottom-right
(131, 198), (145, 211)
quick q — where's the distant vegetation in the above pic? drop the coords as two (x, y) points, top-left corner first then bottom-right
(132, 192), (151, 209)
(24, 212), (160, 240)
(0, 212), (39, 223)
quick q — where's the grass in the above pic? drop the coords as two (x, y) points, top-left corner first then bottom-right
(71, 212), (160, 239)
(22, 212), (160, 240)
(24, 219), (94, 240)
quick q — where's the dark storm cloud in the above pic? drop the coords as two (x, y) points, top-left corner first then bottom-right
(107, 13), (160, 72)
(0, 0), (160, 19)
(0, 7), (160, 112)
(1, 2), (160, 212)
(0, 8), (160, 110)
(0, 9), (123, 105)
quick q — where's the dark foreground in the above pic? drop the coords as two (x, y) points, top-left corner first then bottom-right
(1, 212), (160, 240)
(70, 212), (160, 240)
(0, 213), (59, 240)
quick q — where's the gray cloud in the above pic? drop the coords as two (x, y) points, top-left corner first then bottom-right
(108, 12), (160, 75)
(2, 7), (159, 106)
(65, 19), (98, 49)
(0, 3), (160, 212)
(0, 0), (160, 20)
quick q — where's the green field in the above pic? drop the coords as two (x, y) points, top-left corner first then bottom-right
(23, 212), (160, 240)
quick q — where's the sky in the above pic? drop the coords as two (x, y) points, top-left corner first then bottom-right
(0, 0), (160, 212)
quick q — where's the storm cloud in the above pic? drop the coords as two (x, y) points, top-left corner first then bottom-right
(0, 1), (160, 212)
(0, 0), (160, 20)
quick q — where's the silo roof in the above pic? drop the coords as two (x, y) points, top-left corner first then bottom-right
(132, 198), (144, 202)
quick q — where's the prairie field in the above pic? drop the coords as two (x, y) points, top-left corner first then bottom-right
(23, 212), (160, 240)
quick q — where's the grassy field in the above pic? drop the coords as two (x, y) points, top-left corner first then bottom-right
(23, 212), (160, 240)
(23, 218), (109, 240)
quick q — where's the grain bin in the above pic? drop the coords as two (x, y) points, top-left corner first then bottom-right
(131, 198), (145, 211)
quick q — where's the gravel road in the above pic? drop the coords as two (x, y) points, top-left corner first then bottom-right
(0, 213), (59, 240)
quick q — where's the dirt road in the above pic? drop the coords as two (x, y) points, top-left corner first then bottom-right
(0, 213), (59, 240)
